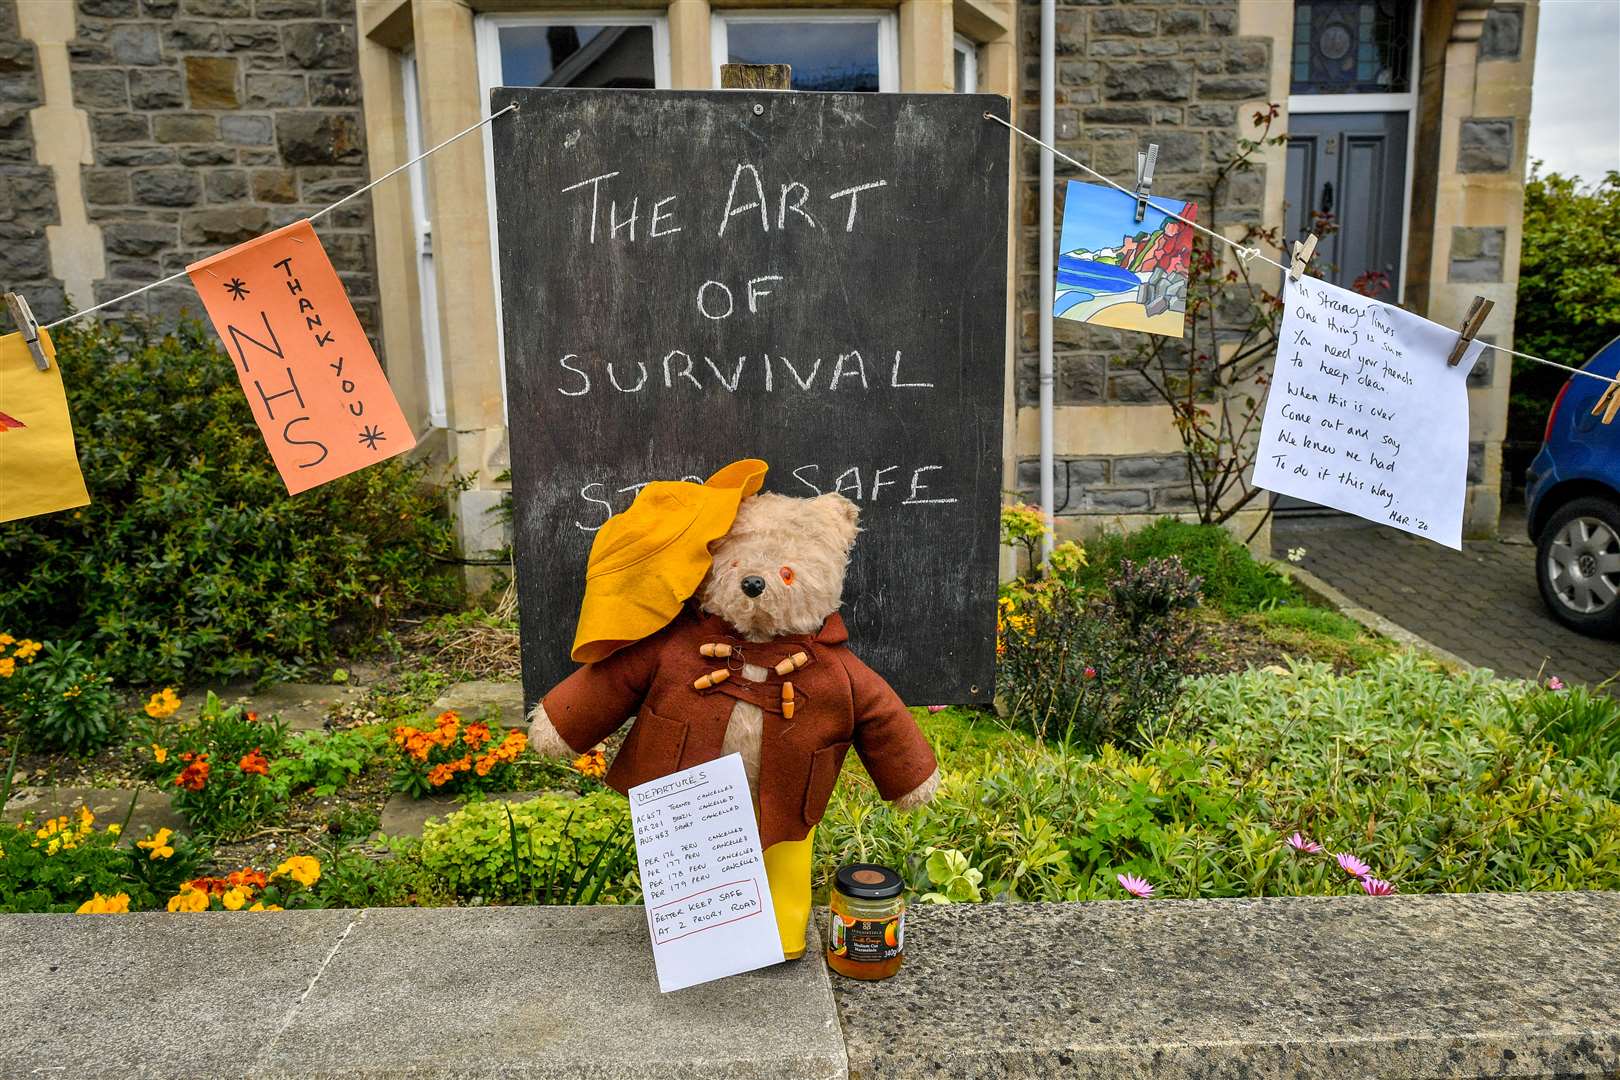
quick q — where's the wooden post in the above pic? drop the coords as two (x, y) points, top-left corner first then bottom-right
(720, 63), (791, 90)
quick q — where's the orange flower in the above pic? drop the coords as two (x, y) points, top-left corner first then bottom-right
(175, 756), (210, 791)
(426, 763), (455, 787)
(238, 748), (270, 776)
(464, 721), (492, 749)
(572, 749), (607, 779)
(474, 754), (495, 777)
(186, 875), (228, 896)
(227, 867), (268, 890)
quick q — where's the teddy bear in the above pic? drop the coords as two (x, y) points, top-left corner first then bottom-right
(528, 481), (940, 960)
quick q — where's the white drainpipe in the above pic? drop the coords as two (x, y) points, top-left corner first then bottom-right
(1037, 0), (1056, 563)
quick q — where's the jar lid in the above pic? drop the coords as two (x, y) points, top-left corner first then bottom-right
(834, 863), (903, 901)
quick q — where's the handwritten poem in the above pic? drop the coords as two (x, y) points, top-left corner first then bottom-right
(187, 220), (414, 495)
(1253, 276), (1481, 549)
(629, 753), (783, 992)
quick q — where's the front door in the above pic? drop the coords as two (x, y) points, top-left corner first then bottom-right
(1284, 112), (1408, 300)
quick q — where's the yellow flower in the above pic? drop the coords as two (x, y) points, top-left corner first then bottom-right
(138, 828), (175, 861)
(75, 892), (131, 915)
(144, 687), (182, 720)
(45, 838), (60, 856)
(0, 632), (13, 646)
(247, 902), (284, 912)
(271, 855), (321, 888)
(166, 886), (210, 913)
(107, 823), (121, 836)
(151, 744), (168, 764)
(12, 639), (40, 661)
(221, 887), (248, 911)
(0, 658), (13, 678)
(77, 806), (94, 832)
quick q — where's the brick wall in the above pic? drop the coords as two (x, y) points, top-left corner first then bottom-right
(1015, 0), (1273, 516)
(0, 0), (66, 320)
(9, 0), (377, 331)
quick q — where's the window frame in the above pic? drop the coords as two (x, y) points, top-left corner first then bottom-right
(710, 9), (899, 93)
(473, 12), (673, 422)
(953, 33), (979, 93)
(399, 48), (447, 429)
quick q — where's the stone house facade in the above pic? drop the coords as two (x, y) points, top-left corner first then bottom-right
(3, 0), (1538, 556)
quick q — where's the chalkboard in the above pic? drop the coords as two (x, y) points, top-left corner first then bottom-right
(491, 87), (1009, 708)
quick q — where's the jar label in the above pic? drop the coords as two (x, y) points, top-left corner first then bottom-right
(830, 911), (903, 963)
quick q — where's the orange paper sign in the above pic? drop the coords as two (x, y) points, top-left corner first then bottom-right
(0, 328), (91, 523)
(187, 220), (414, 494)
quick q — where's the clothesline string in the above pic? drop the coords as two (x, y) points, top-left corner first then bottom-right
(43, 102), (519, 331)
(986, 111), (1620, 393)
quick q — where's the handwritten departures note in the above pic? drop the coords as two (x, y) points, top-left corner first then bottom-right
(629, 753), (783, 993)
(188, 220), (414, 495)
(1254, 276), (1481, 549)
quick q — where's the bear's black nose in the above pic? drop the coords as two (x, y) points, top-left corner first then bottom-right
(740, 575), (766, 598)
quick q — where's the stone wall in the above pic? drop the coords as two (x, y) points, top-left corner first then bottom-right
(0, 0), (65, 320)
(1014, 0), (1271, 517)
(6, 0), (377, 332)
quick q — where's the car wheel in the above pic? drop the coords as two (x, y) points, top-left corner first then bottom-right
(1537, 496), (1620, 636)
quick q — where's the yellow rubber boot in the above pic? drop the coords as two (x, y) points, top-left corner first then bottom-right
(762, 829), (815, 960)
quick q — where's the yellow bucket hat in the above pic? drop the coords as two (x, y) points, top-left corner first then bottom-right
(571, 459), (768, 663)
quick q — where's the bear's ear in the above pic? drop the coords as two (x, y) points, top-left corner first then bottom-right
(812, 493), (861, 553)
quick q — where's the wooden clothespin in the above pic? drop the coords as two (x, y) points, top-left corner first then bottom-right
(1592, 381), (1620, 425)
(1133, 143), (1159, 224)
(3, 292), (49, 370)
(1445, 296), (1494, 367)
(1287, 234), (1318, 283)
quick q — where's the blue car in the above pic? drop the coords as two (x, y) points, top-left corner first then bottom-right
(1526, 335), (1620, 636)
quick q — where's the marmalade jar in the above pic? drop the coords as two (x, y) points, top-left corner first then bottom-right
(826, 863), (905, 980)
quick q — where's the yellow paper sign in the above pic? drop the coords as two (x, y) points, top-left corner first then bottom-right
(0, 328), (90, 524)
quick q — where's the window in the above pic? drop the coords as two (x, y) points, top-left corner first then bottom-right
(476, 15), (670, 420)
(1291, 0), (1415, 95)
(712, 12), (898, 92)
(400, 51), (446, 428)
(953, 34), (978, 93)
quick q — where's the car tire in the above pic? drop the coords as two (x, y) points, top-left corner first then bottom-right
(1536, 495), (1620, 637)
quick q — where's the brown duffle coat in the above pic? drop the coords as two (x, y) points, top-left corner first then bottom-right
(542, 608), (938, 849)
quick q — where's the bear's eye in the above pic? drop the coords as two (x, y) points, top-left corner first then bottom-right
(730, 560), (739, 568)
(779, 566), (795, 585)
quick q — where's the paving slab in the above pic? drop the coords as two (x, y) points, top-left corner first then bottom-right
(835, 893), (1620, 1078)
(1275, 516), (1620, 687)
(431, 678), (528, 728)
(0, 906), (845, 1080)
(2, 784), (186, 843)
(377, 789), (566, 838)
(178, 681), (365, 732)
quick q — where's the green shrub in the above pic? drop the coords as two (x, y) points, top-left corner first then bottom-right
(418, 792), (638, 904)
(0, 638), (122, 755)
(272, 728), (386, 798)
(1520, 683), (1620, 772)
(0, 318), (459, 686)
(821, 655), (1620, 900)
(308, 842), (447, 908)
(140, 693), (290, 840)
(1078, 518), (1296, 613)
(996, 558), (1200, 747)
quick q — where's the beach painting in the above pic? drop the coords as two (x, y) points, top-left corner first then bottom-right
(1054, 179), (1197, 339)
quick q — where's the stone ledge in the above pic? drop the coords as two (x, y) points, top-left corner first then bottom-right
(836, 893), (1620, 1079)
(2, 893), (1616, 1078)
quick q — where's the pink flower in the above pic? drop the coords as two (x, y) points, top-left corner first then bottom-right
(1285, 831), (1323, 854)
(1334, 853), (1371, 878)
(1360, 877), (1396, 896)
(1546, 676), (1566, 692)
(926, 704), (948, 713)
(1083, 666), (1097, 680)
(1116, 873), (1154, 899)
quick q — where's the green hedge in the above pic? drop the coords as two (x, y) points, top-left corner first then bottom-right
(1076, 518), (1297, 614)
(0, 319), (458, 685)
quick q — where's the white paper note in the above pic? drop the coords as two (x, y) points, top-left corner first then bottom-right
(1253, 276), (1483, 549)
(629, 752), (784, 992)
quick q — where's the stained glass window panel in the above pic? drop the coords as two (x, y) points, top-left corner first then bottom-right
(1290, 0), (1413, 95)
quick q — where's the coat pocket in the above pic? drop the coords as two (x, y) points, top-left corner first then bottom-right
(608, 705), (690, 791)
(802, 741), (853, 826)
